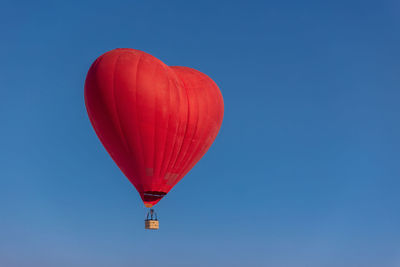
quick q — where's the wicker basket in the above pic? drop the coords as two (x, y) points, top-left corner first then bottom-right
(145, 220), (159, 230)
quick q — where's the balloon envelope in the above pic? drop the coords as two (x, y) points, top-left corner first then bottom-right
(85, 48), (224, 207)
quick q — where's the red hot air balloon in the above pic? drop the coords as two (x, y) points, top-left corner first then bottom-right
(85, 48), (224, 211)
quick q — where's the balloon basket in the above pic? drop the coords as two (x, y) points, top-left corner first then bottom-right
(145, 220), (159, 230)
(145, 208), (159, 230)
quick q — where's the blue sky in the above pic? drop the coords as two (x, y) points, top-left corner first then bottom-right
(1, 0), (400, 266)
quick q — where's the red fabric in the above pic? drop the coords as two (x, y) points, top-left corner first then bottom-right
(85, 48), (224, 207)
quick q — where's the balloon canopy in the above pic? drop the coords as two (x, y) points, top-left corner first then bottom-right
(85, 48), (224, 207)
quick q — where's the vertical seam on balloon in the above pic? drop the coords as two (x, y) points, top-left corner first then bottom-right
(162, 68), (183, 190)
(112, 54), (131, 155)
(180, 76), (212, 179)
(173, 72), (200, 176)
(134, 54), (145, 192)
(168, 71), (191, 177)
(177, 77), (202, 178)
(150, 64), (159, 192)
(157, 66), (173, 190)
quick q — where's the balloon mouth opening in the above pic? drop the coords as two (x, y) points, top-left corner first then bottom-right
(142, 191), (167, 206)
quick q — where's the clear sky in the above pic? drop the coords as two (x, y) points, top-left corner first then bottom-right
(1, 0), (400, 266)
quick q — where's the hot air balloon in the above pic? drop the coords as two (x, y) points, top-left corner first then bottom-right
(84, 48), (224, 229)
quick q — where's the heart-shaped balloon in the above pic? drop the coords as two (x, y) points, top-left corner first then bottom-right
(85, 48), (224, 207)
